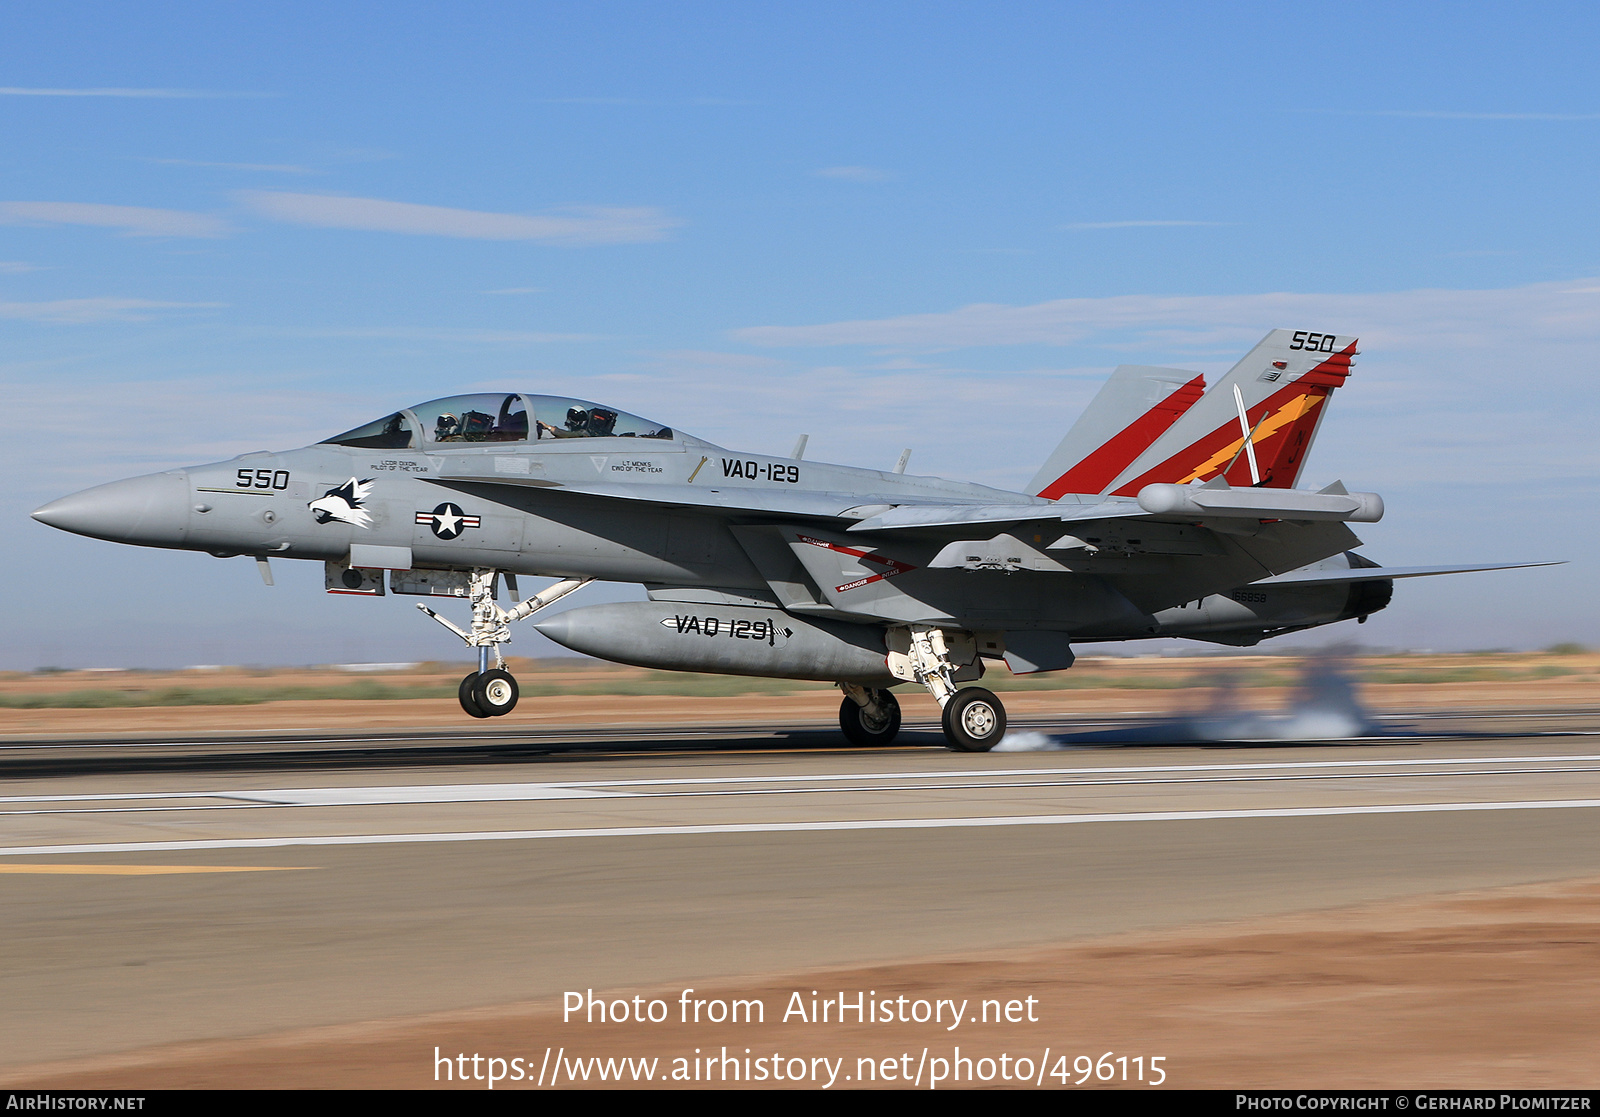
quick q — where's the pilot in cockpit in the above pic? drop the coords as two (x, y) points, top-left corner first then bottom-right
(537, 407), (585, 438)
(538, 406), (619, 438)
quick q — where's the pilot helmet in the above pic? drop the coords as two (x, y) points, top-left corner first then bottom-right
(565, 407), (589, 430)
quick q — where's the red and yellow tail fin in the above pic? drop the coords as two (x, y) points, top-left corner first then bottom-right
(1101, 331), (1356, 496)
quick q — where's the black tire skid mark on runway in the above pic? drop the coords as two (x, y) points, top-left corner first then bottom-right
(0, 727), (957, 779)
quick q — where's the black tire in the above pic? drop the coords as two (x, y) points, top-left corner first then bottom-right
(459, 672), (491, 718)
(838, 689), (902, 747)
(941, 687), (1006, 752)
(472, 668), (519, 716)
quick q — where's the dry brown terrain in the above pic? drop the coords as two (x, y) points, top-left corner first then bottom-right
(1, 650), (1595, 738)
(4, 653), (1598, 1090)
(14, 874), (1600, 1089)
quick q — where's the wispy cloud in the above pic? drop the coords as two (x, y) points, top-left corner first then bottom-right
(0, 260), (39, 274)
(732, 277), (1600, 355)
(813, 166), (894, 182)
(294, 326), (596, 344)
(237, 192), (679, 245)
(1304, 109), (1600, 121)
(0, 298), (223, 324)
(0, 87), (269, 99)
(0, 201), (230, 238)
(1063, 220), (1228, 230)
(144, 158), (315, 174)
(483, 286), (548, 295)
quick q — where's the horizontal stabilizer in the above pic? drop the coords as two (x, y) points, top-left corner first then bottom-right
(1251, 560), (1562, 586)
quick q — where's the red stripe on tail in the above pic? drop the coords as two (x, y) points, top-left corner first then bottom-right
(1035, 374), (1205, 499)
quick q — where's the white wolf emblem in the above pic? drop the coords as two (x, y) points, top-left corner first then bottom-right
(308, 477), (375, 529)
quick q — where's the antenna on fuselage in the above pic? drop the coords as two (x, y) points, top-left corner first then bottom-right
(791, 434), (809, 460)
(894, 449), (912, 474)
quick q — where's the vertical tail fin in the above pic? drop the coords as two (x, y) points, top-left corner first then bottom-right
(1102, 330), (1357, 495)
(1028, 366), (1206, 499)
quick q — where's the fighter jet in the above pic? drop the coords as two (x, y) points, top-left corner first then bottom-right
(31, 329), (1550, 750)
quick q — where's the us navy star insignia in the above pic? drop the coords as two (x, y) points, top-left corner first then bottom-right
(415, 502), (480, 540)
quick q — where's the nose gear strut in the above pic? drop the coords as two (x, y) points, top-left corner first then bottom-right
(417, 569), (591, 717)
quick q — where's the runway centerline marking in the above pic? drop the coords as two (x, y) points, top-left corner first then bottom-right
(0, 864), (311, 875)
(557, 753), (1600, 789)
(8, 764), (1600, 817)
(5, 752), (1600, 809)
(3, 798), (1600, 856)
(225, 784), (627, 806)
(0, 783), (629, 808)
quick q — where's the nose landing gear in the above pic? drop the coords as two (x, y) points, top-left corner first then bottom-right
(419, 570), (590, 719)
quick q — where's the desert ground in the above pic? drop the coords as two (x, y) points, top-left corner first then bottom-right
(2, 650), (1597, 1090)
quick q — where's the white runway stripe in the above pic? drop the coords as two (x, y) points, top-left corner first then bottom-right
(226, 784), (626, 805)
(0, 783), (626, 807)
(9, 764), (1600, 817)
(3, 753), (1597, 806)
(3, 797), (1599, 856)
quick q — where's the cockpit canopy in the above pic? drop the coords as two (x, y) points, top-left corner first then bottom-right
(322, 393), (675, 450)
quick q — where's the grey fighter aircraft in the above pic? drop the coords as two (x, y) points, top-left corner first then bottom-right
(32, 330), (1549, 750)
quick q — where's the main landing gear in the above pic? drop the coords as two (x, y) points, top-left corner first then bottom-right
(418, 569), (590, 720)
(940, 686), (1006, 752)
(885, 624), (1008, 752)
(837, 684), (902, 747)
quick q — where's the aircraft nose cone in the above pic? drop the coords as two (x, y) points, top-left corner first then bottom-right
(31, 471), (191, 546)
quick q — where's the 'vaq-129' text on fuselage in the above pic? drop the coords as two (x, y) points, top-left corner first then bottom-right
(32, 330), (1551, 750)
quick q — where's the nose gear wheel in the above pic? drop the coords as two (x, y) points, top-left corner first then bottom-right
(458, 673), (491, 718)
(472, 668), (519, 716)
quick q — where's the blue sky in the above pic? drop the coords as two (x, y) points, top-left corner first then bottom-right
(4, 2), (1597, 668)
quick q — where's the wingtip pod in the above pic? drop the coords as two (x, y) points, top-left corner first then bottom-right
(1136, 481), (1383, 522)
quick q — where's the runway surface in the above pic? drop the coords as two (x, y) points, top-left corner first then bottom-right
(2, 707), (1599, 1076)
